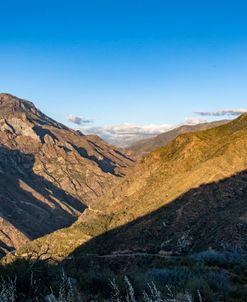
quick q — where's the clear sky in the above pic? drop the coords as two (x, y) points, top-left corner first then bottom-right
(1, 0), (247, 144)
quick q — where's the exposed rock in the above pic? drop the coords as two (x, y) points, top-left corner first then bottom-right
(0, 93), (136, 254)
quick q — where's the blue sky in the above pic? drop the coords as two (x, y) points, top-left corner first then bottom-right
(1, 0), (247, 144)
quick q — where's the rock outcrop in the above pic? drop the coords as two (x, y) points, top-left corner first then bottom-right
(0, 93), (136, 254)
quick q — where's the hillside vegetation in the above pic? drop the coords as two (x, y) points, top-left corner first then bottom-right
(14, 113), (247, 259)
(129, 120), (228, 156)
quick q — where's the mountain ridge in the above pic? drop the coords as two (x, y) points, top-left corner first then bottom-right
(0, 93), (136, 254)
(13, 112), (247, 260)
(129, 120), (230, 156)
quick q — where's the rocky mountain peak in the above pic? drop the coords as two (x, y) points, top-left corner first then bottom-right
(0, 93), (36, 114)
(0, 93), (136, 254)
(0, 93), (65, 129)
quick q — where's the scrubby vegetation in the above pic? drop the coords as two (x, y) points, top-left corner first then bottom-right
(0, 249), (247, 301)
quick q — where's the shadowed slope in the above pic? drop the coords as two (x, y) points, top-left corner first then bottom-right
(14, 113), (247, 260)
(68, 169), (247, 257)
(0, 93), (136, 252)
(0, 146), (84, 255)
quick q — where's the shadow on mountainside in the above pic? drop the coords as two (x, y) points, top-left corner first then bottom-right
(0, 145), (86, 252)
(71, 143), (121, 175)
(32, 125), (58, 143)
(63, 169), (247, 269)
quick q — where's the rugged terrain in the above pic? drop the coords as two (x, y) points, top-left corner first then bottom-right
(3, 104), (247, 302)
(15, 113), (247, 261)
(129, 120), (228, 156)
(0, 93), (136, 254)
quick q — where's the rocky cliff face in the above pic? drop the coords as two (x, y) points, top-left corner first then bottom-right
(0, 93), (136, 254)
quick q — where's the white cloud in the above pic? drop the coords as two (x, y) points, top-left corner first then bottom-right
(66, 108), (246, 147)
(183, 117), (208, 125)
(81, 123), (174, 147)
(194, 109), (247, 117)
(79, 118), (209, 146)
(77, 117), (212, 147)
(68, 114), (93, 125)
(68, 113), (228, 147)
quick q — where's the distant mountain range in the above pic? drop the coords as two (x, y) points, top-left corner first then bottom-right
(0, 93), (136, 255)
(129, 120), (229, 156)
(15, 113), (247, 261)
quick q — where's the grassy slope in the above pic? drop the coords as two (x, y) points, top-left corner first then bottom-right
(129, 120), (229, 156)
(11, 114), (247, 259)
